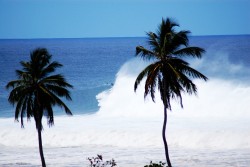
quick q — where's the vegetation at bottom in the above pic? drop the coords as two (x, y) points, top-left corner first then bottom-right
(87, 155), (168, 167)
(144, 161), (167, 167)
(87, 155), (117, 167)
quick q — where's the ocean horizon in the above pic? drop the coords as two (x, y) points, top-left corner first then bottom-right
(0, 35), (250, 166)
(1, 34), (249, 40)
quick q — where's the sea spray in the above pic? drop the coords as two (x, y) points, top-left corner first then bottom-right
(96, 58), (163, 118)
(1, 58), (250, 150)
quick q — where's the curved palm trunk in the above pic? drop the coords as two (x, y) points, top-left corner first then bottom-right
(162, 106), (172, 167)
(37, 121), (46, 167)
(162, 70), (172, 167)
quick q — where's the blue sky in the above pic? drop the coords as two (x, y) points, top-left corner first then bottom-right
(0, 0), (249, 39)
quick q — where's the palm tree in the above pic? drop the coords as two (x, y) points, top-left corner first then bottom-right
(134, 18), (208, 167)
(6, 48), (73, 167)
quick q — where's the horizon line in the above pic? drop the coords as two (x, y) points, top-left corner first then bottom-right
(0, 34), (249, 40)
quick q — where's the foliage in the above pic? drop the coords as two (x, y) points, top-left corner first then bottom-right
(6, 48), (73, 130)
(134, 17), (208, 109)
(6, 48), (73, 167)
(87, 155), (117, 167)
(144, 161), (167, 167)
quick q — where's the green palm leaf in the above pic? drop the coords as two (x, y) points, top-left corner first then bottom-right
(173, 47), (205, 58)
(6, 48), (73, 129)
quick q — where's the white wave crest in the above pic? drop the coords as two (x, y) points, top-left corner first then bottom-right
(1, 58), (250, 150)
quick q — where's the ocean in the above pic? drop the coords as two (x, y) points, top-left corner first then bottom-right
(0, 35), (250, 166)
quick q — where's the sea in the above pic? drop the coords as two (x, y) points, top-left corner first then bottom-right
(0, 35), (250, 167)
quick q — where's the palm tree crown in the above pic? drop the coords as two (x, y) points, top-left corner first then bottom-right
(135, 18), (208, 109)
(6, 48), (73, 130)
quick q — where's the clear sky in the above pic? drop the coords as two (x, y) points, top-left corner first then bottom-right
(0, 0), (249, 39)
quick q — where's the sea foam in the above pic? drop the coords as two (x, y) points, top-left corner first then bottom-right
(1, 58), (250, 151)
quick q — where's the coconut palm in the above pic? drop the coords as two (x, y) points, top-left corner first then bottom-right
(6, 48), (73, 167)
(134, 18), (208, 167)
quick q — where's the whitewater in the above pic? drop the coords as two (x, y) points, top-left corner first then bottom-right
(0, 36), (250, 166)
(1, 58), (250, 166)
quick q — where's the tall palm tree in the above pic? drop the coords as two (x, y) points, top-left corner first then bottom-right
(6, 48), (73, 167)
(134, 18), (208, 167)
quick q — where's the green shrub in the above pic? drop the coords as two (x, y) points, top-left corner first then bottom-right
(144, 161), (166, 167)
(87, 154), (117, 167)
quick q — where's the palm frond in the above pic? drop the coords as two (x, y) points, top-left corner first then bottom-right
(179, 63), (208, 81)
(134, 62), (159, 91)
(170, 83), (183, 107)
(177, 72), (197, 95)
(20, 61), (31, 73)
(134, 67), (148, 92)
(20, 97), (29, 128)
(26, 95), (34, 119)
(158, 18), (179, 48)
(30, 48), (51, 66)
(168, 30), (190, 52)
(166, 57), (208, 81)
(44, 105), (54, 127)
(40, 61), (62, 78)
(39, 86), (72, 115)
(163, 73), (184, 108)
(173, 47), (205, 58)
(14, 97), (23, 121)
(136, 46), (157, 60)
(147, 32), (160, 53)
(144, 63), (161, 101)
(40, 74), (73, 88)
(8, 85), (27, 105)
(6, 80), (23, 89)
(43, 84), (72, 101)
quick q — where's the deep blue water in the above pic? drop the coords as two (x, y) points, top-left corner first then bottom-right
(0, 37), (145, 117)
(0, 35), (250, 117)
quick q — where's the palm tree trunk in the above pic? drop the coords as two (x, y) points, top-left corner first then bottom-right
(162, 73), (172, 167)
(162, 105), (172, 167)
(37, 122), (46, 167)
